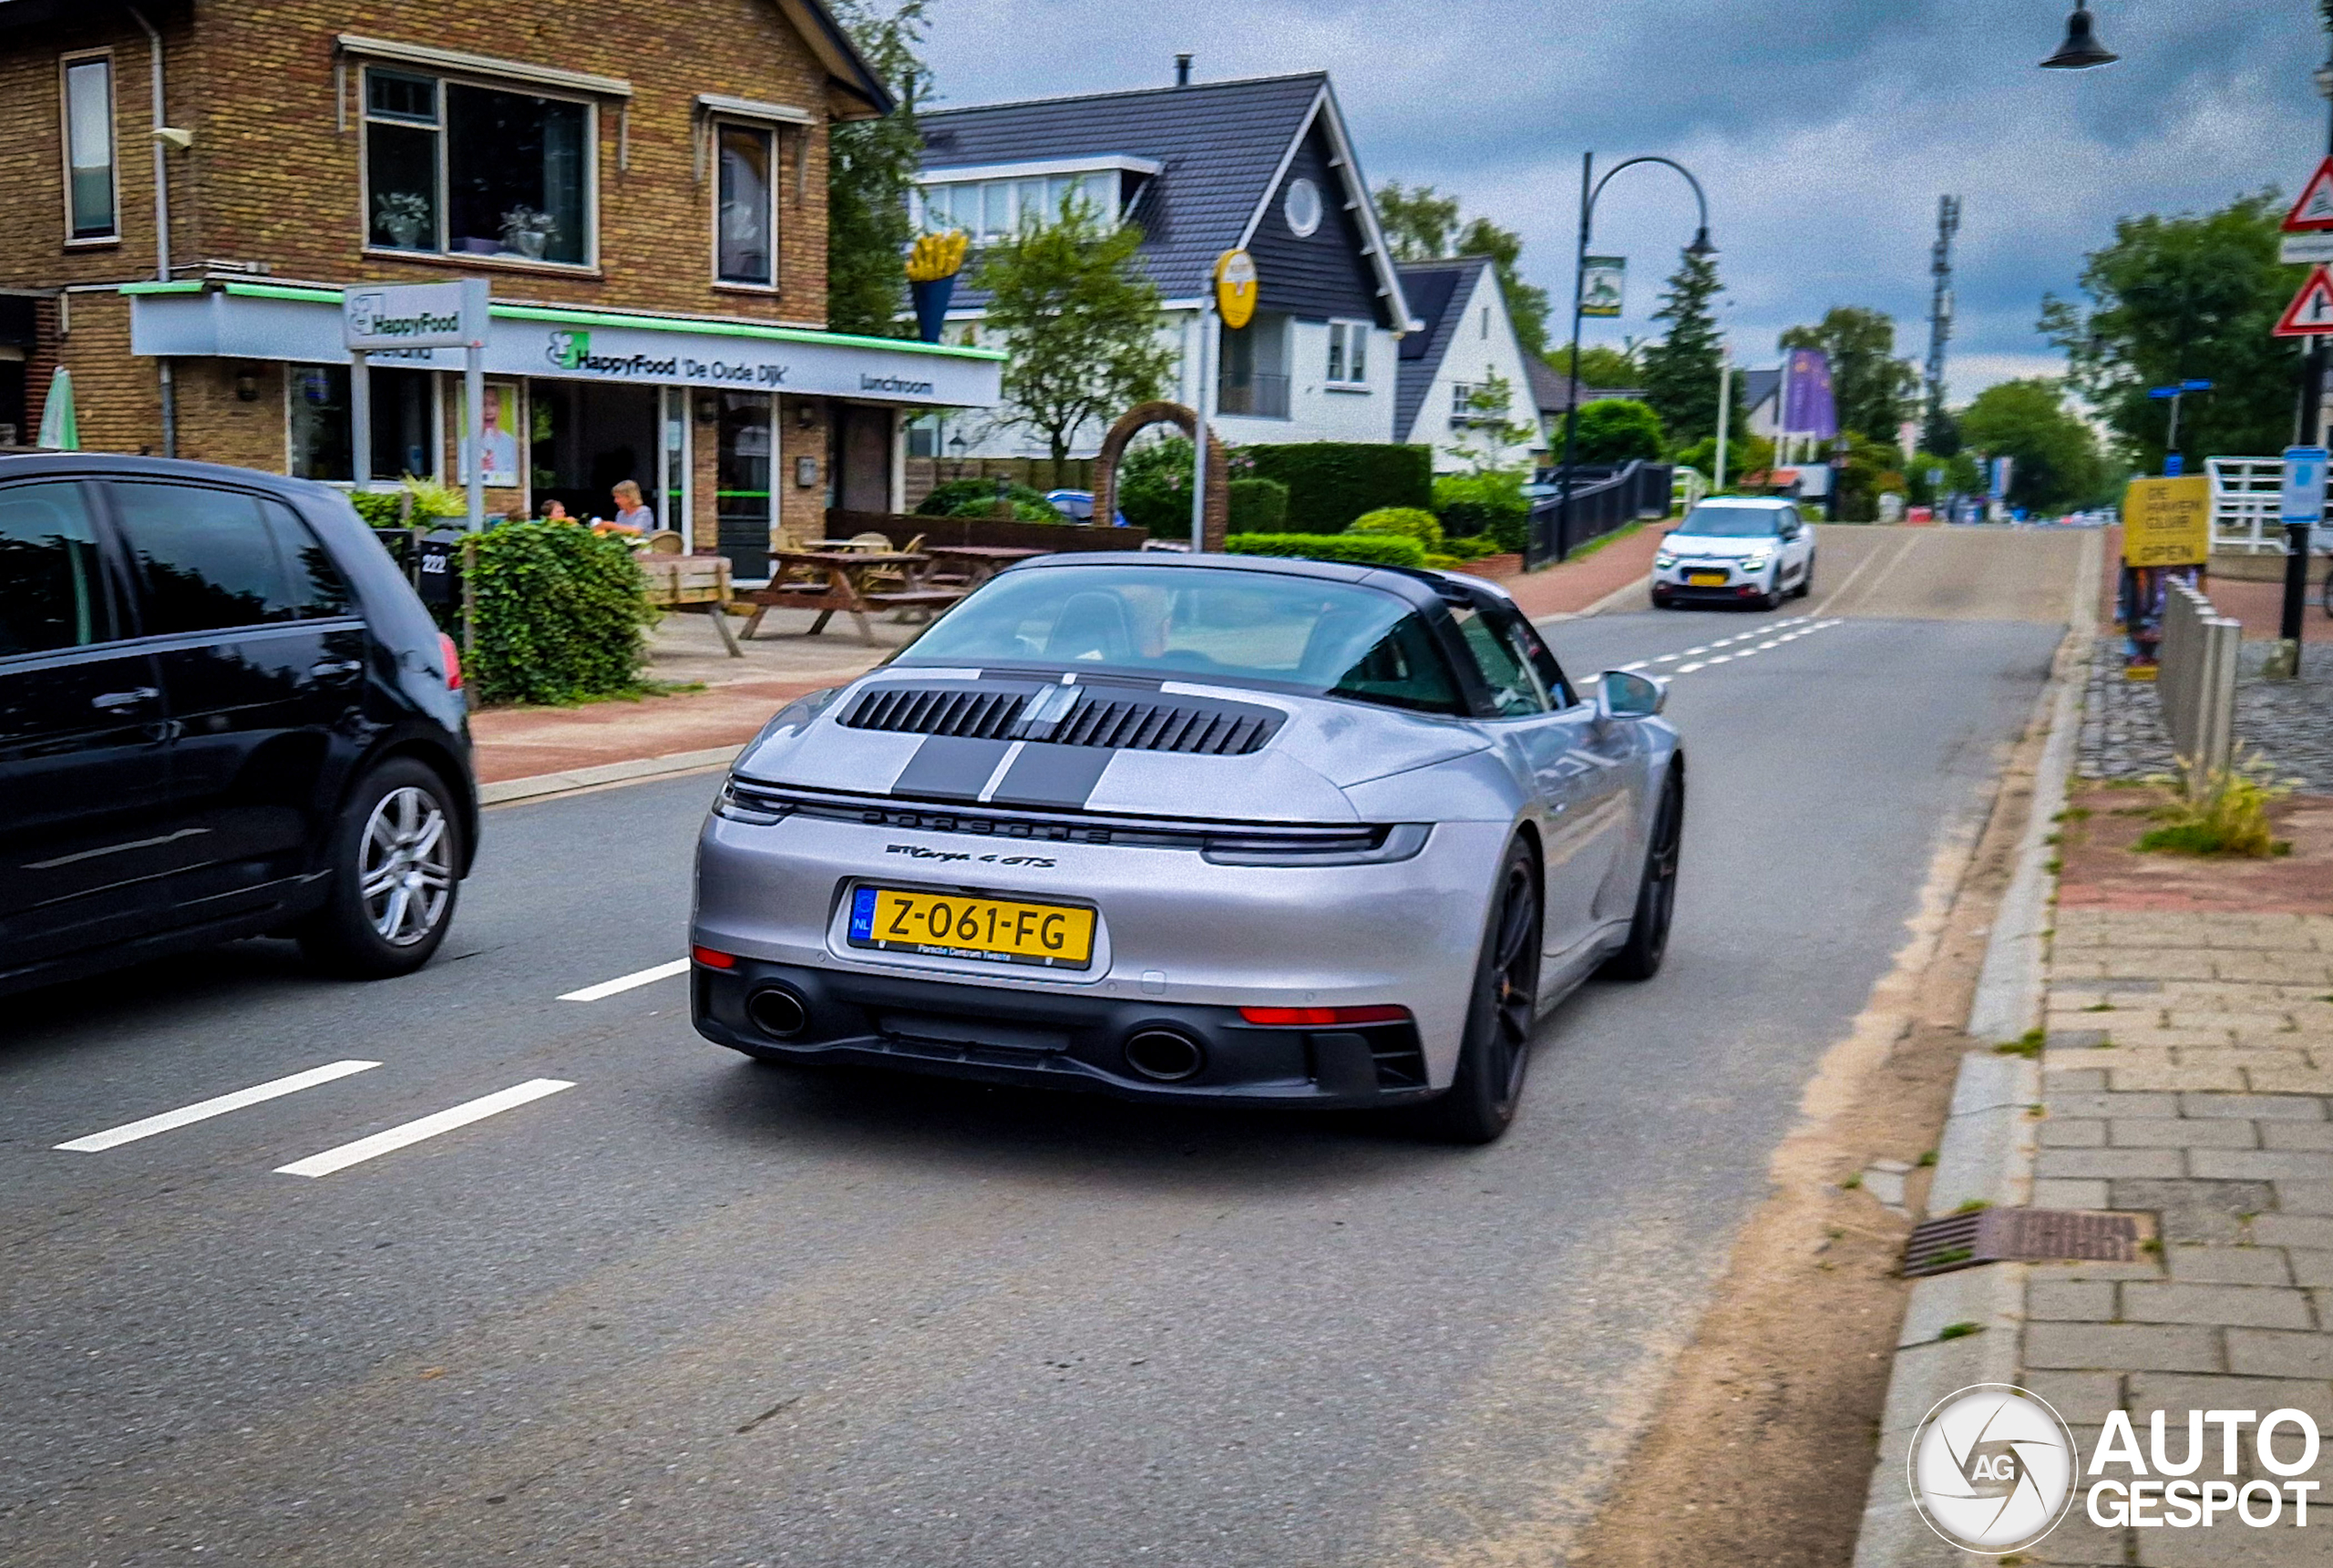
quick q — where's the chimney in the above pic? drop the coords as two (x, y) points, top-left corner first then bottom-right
(1175, 54), (1192, 87)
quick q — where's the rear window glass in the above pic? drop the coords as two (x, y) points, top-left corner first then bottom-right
(899, 565), (1465, 714)
(110, 481), (299, 634)
(1677, 504), (1785, 538)
(0, 481), (113, 654)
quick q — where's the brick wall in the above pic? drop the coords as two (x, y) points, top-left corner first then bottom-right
(0, 3), (839, 322)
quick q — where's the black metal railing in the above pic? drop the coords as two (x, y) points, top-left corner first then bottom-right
(1526, 460), (1674, 568)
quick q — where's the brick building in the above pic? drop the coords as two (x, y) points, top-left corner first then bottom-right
(0, 0), (1000, 576)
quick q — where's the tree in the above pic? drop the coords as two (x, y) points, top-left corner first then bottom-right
(1547, 343), (1642, 390)
(976, 195), (1177, 464)
(1637, 249), (1732, 449)
(2040, 190), (2301, 471)
(1449, 371), (1540, 473)
(1557, 398), (1664, 464)
(1375, 181), (1460, 261)
(1777, 306), (1921, 443)
(1454, 217), (1551, 361)
(1958, 378), (2104, 512)
(825, 1), (932, 338)
(1373, 185), (1550, 358)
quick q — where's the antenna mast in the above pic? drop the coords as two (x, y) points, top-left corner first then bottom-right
(1924, 195), (1961, 446)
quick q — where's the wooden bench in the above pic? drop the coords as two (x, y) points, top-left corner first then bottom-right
(639, 552), (741, 657)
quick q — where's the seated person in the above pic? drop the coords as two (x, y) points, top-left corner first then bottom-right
(595, 480), (655, 538)
(539, 497), (571, 521)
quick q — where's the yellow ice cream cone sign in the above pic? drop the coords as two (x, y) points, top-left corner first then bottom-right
(1215, 250), (1258, 329)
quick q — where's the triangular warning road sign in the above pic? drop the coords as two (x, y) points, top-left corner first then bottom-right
(2276, 264), (2333, 336)
(2287, 158), (2333, 232)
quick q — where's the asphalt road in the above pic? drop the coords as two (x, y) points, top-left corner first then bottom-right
(0, 526), (2091, 1567)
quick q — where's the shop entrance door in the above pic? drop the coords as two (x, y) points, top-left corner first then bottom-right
(529, 382), (662, 524)
(830, 404), (892, 514)
(716, 392), (774, 579)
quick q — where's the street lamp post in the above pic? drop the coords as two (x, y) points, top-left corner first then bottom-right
(1551, 153), (1715, 567)
(2288, 36), (2333, 647)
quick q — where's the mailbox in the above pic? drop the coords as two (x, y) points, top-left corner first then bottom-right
(415, 528), (465, 606)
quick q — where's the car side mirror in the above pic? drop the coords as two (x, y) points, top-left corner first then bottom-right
(1598, 670), (1667, 719)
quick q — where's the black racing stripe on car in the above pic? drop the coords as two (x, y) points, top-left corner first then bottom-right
(890, 736), (1013, 802)
(988, 743), (1114, 810)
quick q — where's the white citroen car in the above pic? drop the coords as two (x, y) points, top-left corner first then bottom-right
(1650, 497), (1816, 610)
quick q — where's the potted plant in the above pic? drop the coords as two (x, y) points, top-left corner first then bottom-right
(499, 206), (557, 261)
(375, 192), (430, 249)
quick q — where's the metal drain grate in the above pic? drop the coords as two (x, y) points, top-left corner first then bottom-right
(1902, 1207), (2144, 1277)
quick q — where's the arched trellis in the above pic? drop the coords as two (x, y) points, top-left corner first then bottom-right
(1090, 400), (1229, 553)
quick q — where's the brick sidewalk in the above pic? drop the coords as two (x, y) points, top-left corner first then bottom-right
(1500, 519), (1671, 620)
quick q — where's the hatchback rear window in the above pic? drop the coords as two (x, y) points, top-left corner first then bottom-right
(899, 565), (1465, 714)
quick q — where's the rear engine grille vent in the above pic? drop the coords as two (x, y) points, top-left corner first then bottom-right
(1049, 696), (1280, 756)
(842, 686), (1026, 740)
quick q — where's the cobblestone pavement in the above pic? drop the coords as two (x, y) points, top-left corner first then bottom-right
(2019, 910), (2333, 1565)
(2079, 637), (2333, 790)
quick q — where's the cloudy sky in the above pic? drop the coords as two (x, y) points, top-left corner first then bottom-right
(920, 0), (2324, 402)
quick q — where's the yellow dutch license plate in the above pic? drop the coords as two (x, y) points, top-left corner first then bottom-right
(1687, 570), (1729, 587)
(848, 886), (1096, 968)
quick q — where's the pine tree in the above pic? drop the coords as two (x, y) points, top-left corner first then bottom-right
(1637, 250), (1732, 450)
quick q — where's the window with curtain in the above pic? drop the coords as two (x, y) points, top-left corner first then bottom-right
(715, 123), (775, 285)
(363, 67), (591, 265)
(62, 56), (116, 240)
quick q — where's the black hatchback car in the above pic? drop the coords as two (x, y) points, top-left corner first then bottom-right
(0, 453), (477, 998)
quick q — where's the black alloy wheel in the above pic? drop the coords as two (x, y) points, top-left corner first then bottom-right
(1600, 766), (1684, 982)
(1424, 840), (1543, 1144)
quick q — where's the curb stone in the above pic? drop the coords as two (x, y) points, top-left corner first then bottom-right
(1849, 544), (2096, 1567)
(478, 743), (742, 806)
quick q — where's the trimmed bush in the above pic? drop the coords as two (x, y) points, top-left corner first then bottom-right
(1433, 471), (1532, 555)
(1241, 443), (1433, 533)
(1227, 476), (1290, 533)
(468, 520), (656, 706)
(349, 492), (406, 528)
(1351, 507), (1444, 550)
(1224, 532), (1426, 569)
(1558, 398), (1665, 464)
(916, 477), (1060, 520)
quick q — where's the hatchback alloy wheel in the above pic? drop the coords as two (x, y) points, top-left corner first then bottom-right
(360, 785), (455, 946)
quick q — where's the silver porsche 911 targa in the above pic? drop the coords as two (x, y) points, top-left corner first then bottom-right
(690, 552), (1682, 1142)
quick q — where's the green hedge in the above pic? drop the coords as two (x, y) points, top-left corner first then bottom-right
(1224, 532), (1426, 569)
(1433, 471), (1532, 555)
(1351, 507), (1444, 550)
(916, 477), (1062, 521)
(468, 520), (655, 705)
(1241, 443), (1433, 533)
(1227, 477), (1289, 533)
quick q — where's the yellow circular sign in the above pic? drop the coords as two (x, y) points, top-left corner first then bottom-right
(1215, 250), (1259, 330)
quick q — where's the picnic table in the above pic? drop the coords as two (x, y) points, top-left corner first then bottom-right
(923, 544), (1049, 588)
(638, 551), (742, 658)
(739, 549), (961, 644)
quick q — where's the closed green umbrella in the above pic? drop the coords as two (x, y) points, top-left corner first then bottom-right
(36, 366), (78, 450)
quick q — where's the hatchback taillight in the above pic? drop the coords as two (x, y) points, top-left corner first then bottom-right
(437, 632), (463, 692)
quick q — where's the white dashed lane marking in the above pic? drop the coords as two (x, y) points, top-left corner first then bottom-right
(560, 958), (689, 1001)
(1627, 617), (1842, 685)
(274, 1080), (576, 1178)
(55, 1061), (383, 1153)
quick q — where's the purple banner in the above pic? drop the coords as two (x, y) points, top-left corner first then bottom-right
(1782, 348), (1838, 440)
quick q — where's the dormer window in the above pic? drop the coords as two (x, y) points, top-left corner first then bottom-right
(912, 155), (1160, 241)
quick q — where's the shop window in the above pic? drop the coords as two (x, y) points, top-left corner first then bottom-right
(287, 365), (438, 484)
(1326, 322), (1369, 389)
(364, 67), (591, 266)
(61, 54), (118, 241)
(715, 123), (776, 286)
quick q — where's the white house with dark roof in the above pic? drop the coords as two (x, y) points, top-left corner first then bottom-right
(912, 67), (1414, 458)
(1393, 257), (1545, 472)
